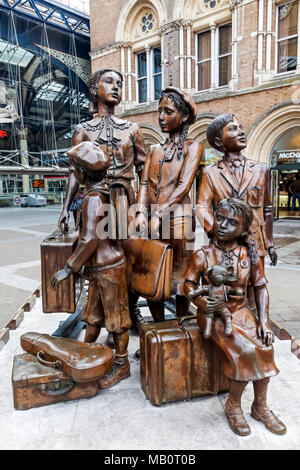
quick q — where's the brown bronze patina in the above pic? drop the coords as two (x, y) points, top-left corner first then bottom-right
(197, 114), (277, 266)
(51, 143), (132, 389)
(58, 69), (147, 332)
(184, 198), (286, 437)
(135, 87), (203, 321)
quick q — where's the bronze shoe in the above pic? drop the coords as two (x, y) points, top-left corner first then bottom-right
(98, 359), (130, 389)
(225, 406), (251, 436)
(251, 404), (287, 435)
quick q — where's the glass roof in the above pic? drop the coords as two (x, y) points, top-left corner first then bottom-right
(53, 0), (90, 15)
(0, 40), (34, 68)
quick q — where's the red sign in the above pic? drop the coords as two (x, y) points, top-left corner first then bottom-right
(32, 179), (45, 189)
(0, 130), (8, 138)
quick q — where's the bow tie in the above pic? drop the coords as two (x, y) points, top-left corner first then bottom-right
(228, 158), (244, 168)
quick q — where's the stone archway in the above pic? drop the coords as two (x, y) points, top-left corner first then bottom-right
(140, 123), (164, 151)
(246, 103), (300, 164)
(115, 0), (168, 42)
(188, 113), (217, 142)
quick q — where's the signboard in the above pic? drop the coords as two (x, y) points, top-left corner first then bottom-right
(276, 150), (300, 164)
(14, 195), (21, 206)
(32, 179), (45, 189)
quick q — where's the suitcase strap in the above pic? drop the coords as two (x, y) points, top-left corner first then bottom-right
(37, 351), (62, 370)
(178, 316), (198, 402)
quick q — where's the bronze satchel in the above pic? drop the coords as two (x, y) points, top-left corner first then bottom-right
(123, 238), (173, 302)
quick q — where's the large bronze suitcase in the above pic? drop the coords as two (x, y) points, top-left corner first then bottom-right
(12, 353), (99, 410)
(140, 316), (229, 406)
(41, 229), (82, 313)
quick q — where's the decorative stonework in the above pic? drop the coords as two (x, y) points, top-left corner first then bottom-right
(140, 11), (155, 33)
(198, 0), (229, 13)
(136, 8), (158, 37)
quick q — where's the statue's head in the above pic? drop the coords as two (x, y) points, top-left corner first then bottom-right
(206, 114), (247, 153)
(88, 69), (124, 110)
(206, 265), (233, 286)
(158, 86), (197, 134)
(213, 197), (254, 242)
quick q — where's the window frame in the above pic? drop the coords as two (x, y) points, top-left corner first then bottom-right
(195, 29), (212, 92)
(275, 0), (300, 76)
(216, 23), (232, 89)
(195, 22), (232, 93)
(135, 45), (162, 104)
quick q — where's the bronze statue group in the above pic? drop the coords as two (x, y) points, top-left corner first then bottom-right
(50, 69), (287, 437)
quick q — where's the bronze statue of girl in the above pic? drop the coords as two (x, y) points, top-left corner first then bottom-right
(184, 198), (286, 437)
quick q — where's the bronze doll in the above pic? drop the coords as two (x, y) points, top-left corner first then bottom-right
(184, 198), (286, 437)
(135, 87), (203, 321)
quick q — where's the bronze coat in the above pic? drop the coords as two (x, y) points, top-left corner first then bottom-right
(197, 158), (274, 257)
(138, 140), (203, 294)
(184, 244), (279, 382)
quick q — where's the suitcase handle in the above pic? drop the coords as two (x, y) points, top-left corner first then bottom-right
(37, 351), (62, 370)
(39, 380), (74, 396)
(178, 315), (198, 326)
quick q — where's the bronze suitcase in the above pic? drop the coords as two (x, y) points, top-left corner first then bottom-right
(140, 316), (229, 406)
(12, 353), (98, 410)
(123, 239), (173, 302)
(41, 229), (82, 313)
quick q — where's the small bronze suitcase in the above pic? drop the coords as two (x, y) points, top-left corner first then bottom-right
(140, 316), (229, 406)
(41, 229), (82, 313)
(12, 353), (98, 410)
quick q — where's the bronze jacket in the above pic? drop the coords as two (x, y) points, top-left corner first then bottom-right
(138, 140), (203, 217)
(67, 191), (124, 273)
(197, 157), (274, 257)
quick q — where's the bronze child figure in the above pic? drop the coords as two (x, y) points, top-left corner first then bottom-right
(51, 143), (132, 389)
(57, 68), (147, 332)
(135, 86), (203, 321)
(184, 198), (286, 437)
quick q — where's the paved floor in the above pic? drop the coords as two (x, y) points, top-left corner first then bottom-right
(0, 210), (300, 450)
(0, 206), (63, 331)
(0, 297), (299, 451)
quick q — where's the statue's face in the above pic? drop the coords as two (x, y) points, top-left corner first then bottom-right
(209, 266), (228, 286)
(158, 97), (185, 134)
(97, 71), (123, 106)
(218, 117), (247, 152)
(213, 206), (244, 242)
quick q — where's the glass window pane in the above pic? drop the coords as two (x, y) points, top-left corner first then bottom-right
(138, 77), (147, 103)
(219, 24), (232, 55)
(277, 37), (298, 72)
(154, 74), (161, 100)
(137, 52), (147, 78)
(198, 31), (211, 61)
(219, 55), (232, 86)
(198, 61), (211, 90)
(153, 47), (161, 74)
(278, 1), (298, 39)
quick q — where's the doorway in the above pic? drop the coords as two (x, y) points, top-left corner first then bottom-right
(271, 165), (300, 219)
